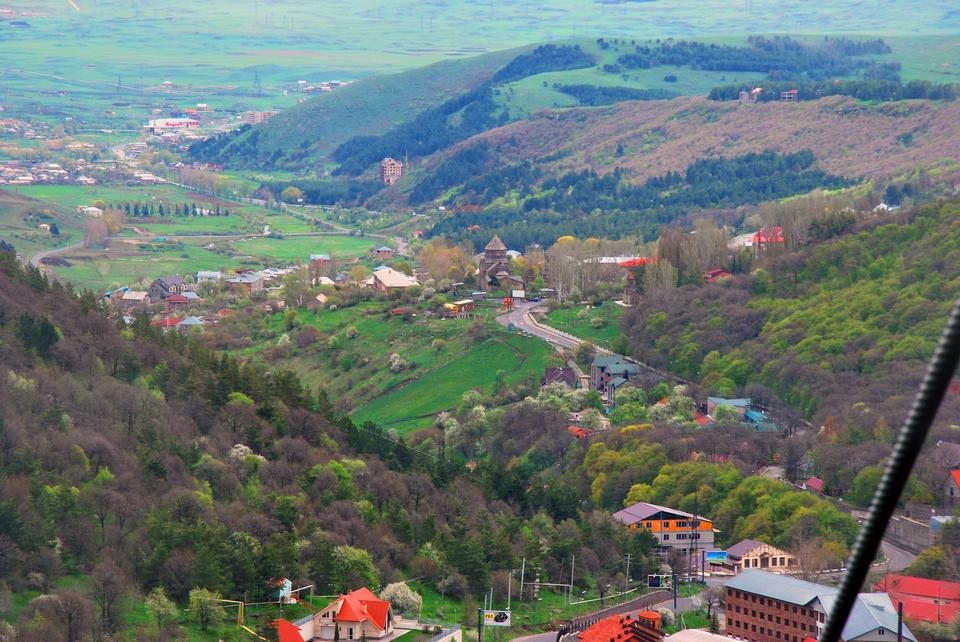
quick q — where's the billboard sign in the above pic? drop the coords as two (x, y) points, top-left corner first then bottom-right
(483, 610), (511, 627)
(705, 550), (728, 563)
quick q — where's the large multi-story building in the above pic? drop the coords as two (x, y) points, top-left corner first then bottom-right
(242, 111), (278, 125)
(380, 157), (403, 185)
(612, 502), (714, 553)
(724, 569), (916, 642)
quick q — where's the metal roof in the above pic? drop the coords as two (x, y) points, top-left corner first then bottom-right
(821, 592), (918, 642)
(613, 501), (711, 526)
(725, 569), (831, 607)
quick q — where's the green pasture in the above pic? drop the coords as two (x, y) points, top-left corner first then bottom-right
(0, 188), (83, 255)
(47, 243), (236, 290)
(230, 234), (376, 262)
(2, 1), (957, 133)
(543, 302), (626, 349)
(351, 333), (553, 432)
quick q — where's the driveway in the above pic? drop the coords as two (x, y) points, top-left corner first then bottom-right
(496, 302), (610, 353)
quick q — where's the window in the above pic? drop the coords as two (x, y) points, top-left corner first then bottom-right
(776, 632), (781, 640)
(776, 617), (781, 624)
(878, 630), (884, 636)
(751, 625), (757, 633)
(751, 610), (756, 617)
(348, 629), (354, 640)
(663, 534), (670, 541)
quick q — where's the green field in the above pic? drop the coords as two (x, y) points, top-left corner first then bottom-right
(543, 302), (626, 349)
(231, 234), (376, 262)
(0, 189), (83, 256)
(1, 1), (957, 137)
(230, 302), (554, 434)
(351, 333), (554, 431)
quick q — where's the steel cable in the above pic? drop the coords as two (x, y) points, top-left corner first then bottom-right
(819, 298), (960, 642)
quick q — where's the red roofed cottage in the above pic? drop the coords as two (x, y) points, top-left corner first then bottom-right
(304, 587), (394, 640)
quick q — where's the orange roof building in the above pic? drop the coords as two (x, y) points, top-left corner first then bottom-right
(305, 587), (394, 640)
(579, 613), (663, 642)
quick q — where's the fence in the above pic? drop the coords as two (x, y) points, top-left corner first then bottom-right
(568, 590), (673, 631)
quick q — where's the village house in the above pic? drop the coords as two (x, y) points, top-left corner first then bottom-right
(380, 158), (403, 185)
(310, 253), (332, 269)
(370, 267), (418, 293)
(943, 470), (960, 508)
(196, 270), (222, 282)
(724, 539), (799, 574)
(371, 246), (395, 261)
(288, 587), (394, 642)
(591, 355), (643, 400)
(874, 574), (960, 625)
(77, 205), (103, 217)
(166, 293), (191, 310)
(541, 366), (579, 390)
(119, 290), (149, 310)
(225, 272), (265, 295)
(707, 397), (751, 419)
(612, 501), (715, 552)
(443, 298), (475, 318)
(148, 276), (186, 301)
(724, 569), (915, 642)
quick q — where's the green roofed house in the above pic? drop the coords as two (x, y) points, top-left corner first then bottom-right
(591, 355), (643, 402)
(706, 396), (751, 419)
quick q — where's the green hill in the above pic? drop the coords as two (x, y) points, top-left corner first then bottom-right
(189, 47), (528, 169)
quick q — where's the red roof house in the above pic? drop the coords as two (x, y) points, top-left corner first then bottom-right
(753, 227), (784, 247)
(567, 425), (595, 439)
(150, 317), (182, 329)
(579, 613), (663, 642)
(618, 257), (657, 268)
(804, 476), (824, 493)
(703, 268), (732, 283)
(275, 618), (306, 642)
(874, 574), (960, 624)
(309, 587), (394, 640)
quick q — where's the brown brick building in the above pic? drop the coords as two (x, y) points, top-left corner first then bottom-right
(380, 158), (403, 185)
(724, 570), (915, 642)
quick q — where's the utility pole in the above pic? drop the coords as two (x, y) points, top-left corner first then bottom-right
(519, 557), (526, 603)
(896, 601), (903, 642)
(625, 553), (631, 593)
(672, 569), (677, 612)
(478, 608), (483, 642)
(507, 570), (512, 611)
(569, 555), (575, 604)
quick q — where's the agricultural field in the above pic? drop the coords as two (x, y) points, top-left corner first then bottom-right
(0, 188), (83, 257)
(2, 183), (381, 290)
(2, 1), (957, 136)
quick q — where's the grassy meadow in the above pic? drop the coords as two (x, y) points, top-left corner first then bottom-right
(233, 302), (555, 434)
(1, 1), (957, 135)
(543, 302), (626, 349)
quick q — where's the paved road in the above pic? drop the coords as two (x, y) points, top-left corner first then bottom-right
(496, 302), (611, 354)
(880, 539), (916, 572)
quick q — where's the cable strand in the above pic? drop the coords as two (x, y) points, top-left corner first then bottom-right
(819, 298), (960, 642)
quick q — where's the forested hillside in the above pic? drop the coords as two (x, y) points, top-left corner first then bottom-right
(425, 150), (850, 249)
(0, 239), (868, 638)
(621, 198), (960, 496)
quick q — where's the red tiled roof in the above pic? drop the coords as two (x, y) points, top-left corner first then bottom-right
(619, 257), (657, 268)
(694, 412), (710, 425)
(167, 294), (189, 303)
(875, 574), (960, 624)
(275, 619), (305, 642)
(150, 317), (182, 327)
(579, 614), (663, 642)
(951, 470), (960, 489)
(327, 588), (390, 631)
(568, 425), (595, 439)
(805, 476), (824, 492)
(753, 227), (785, 245)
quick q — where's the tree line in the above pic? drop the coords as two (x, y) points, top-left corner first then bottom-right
(614, 36), (894, 81)
(103, 200), (233, 217)
(554, 84), (678, 106)
(708, 78), (959, 102)
(427, 150), (850, 250)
